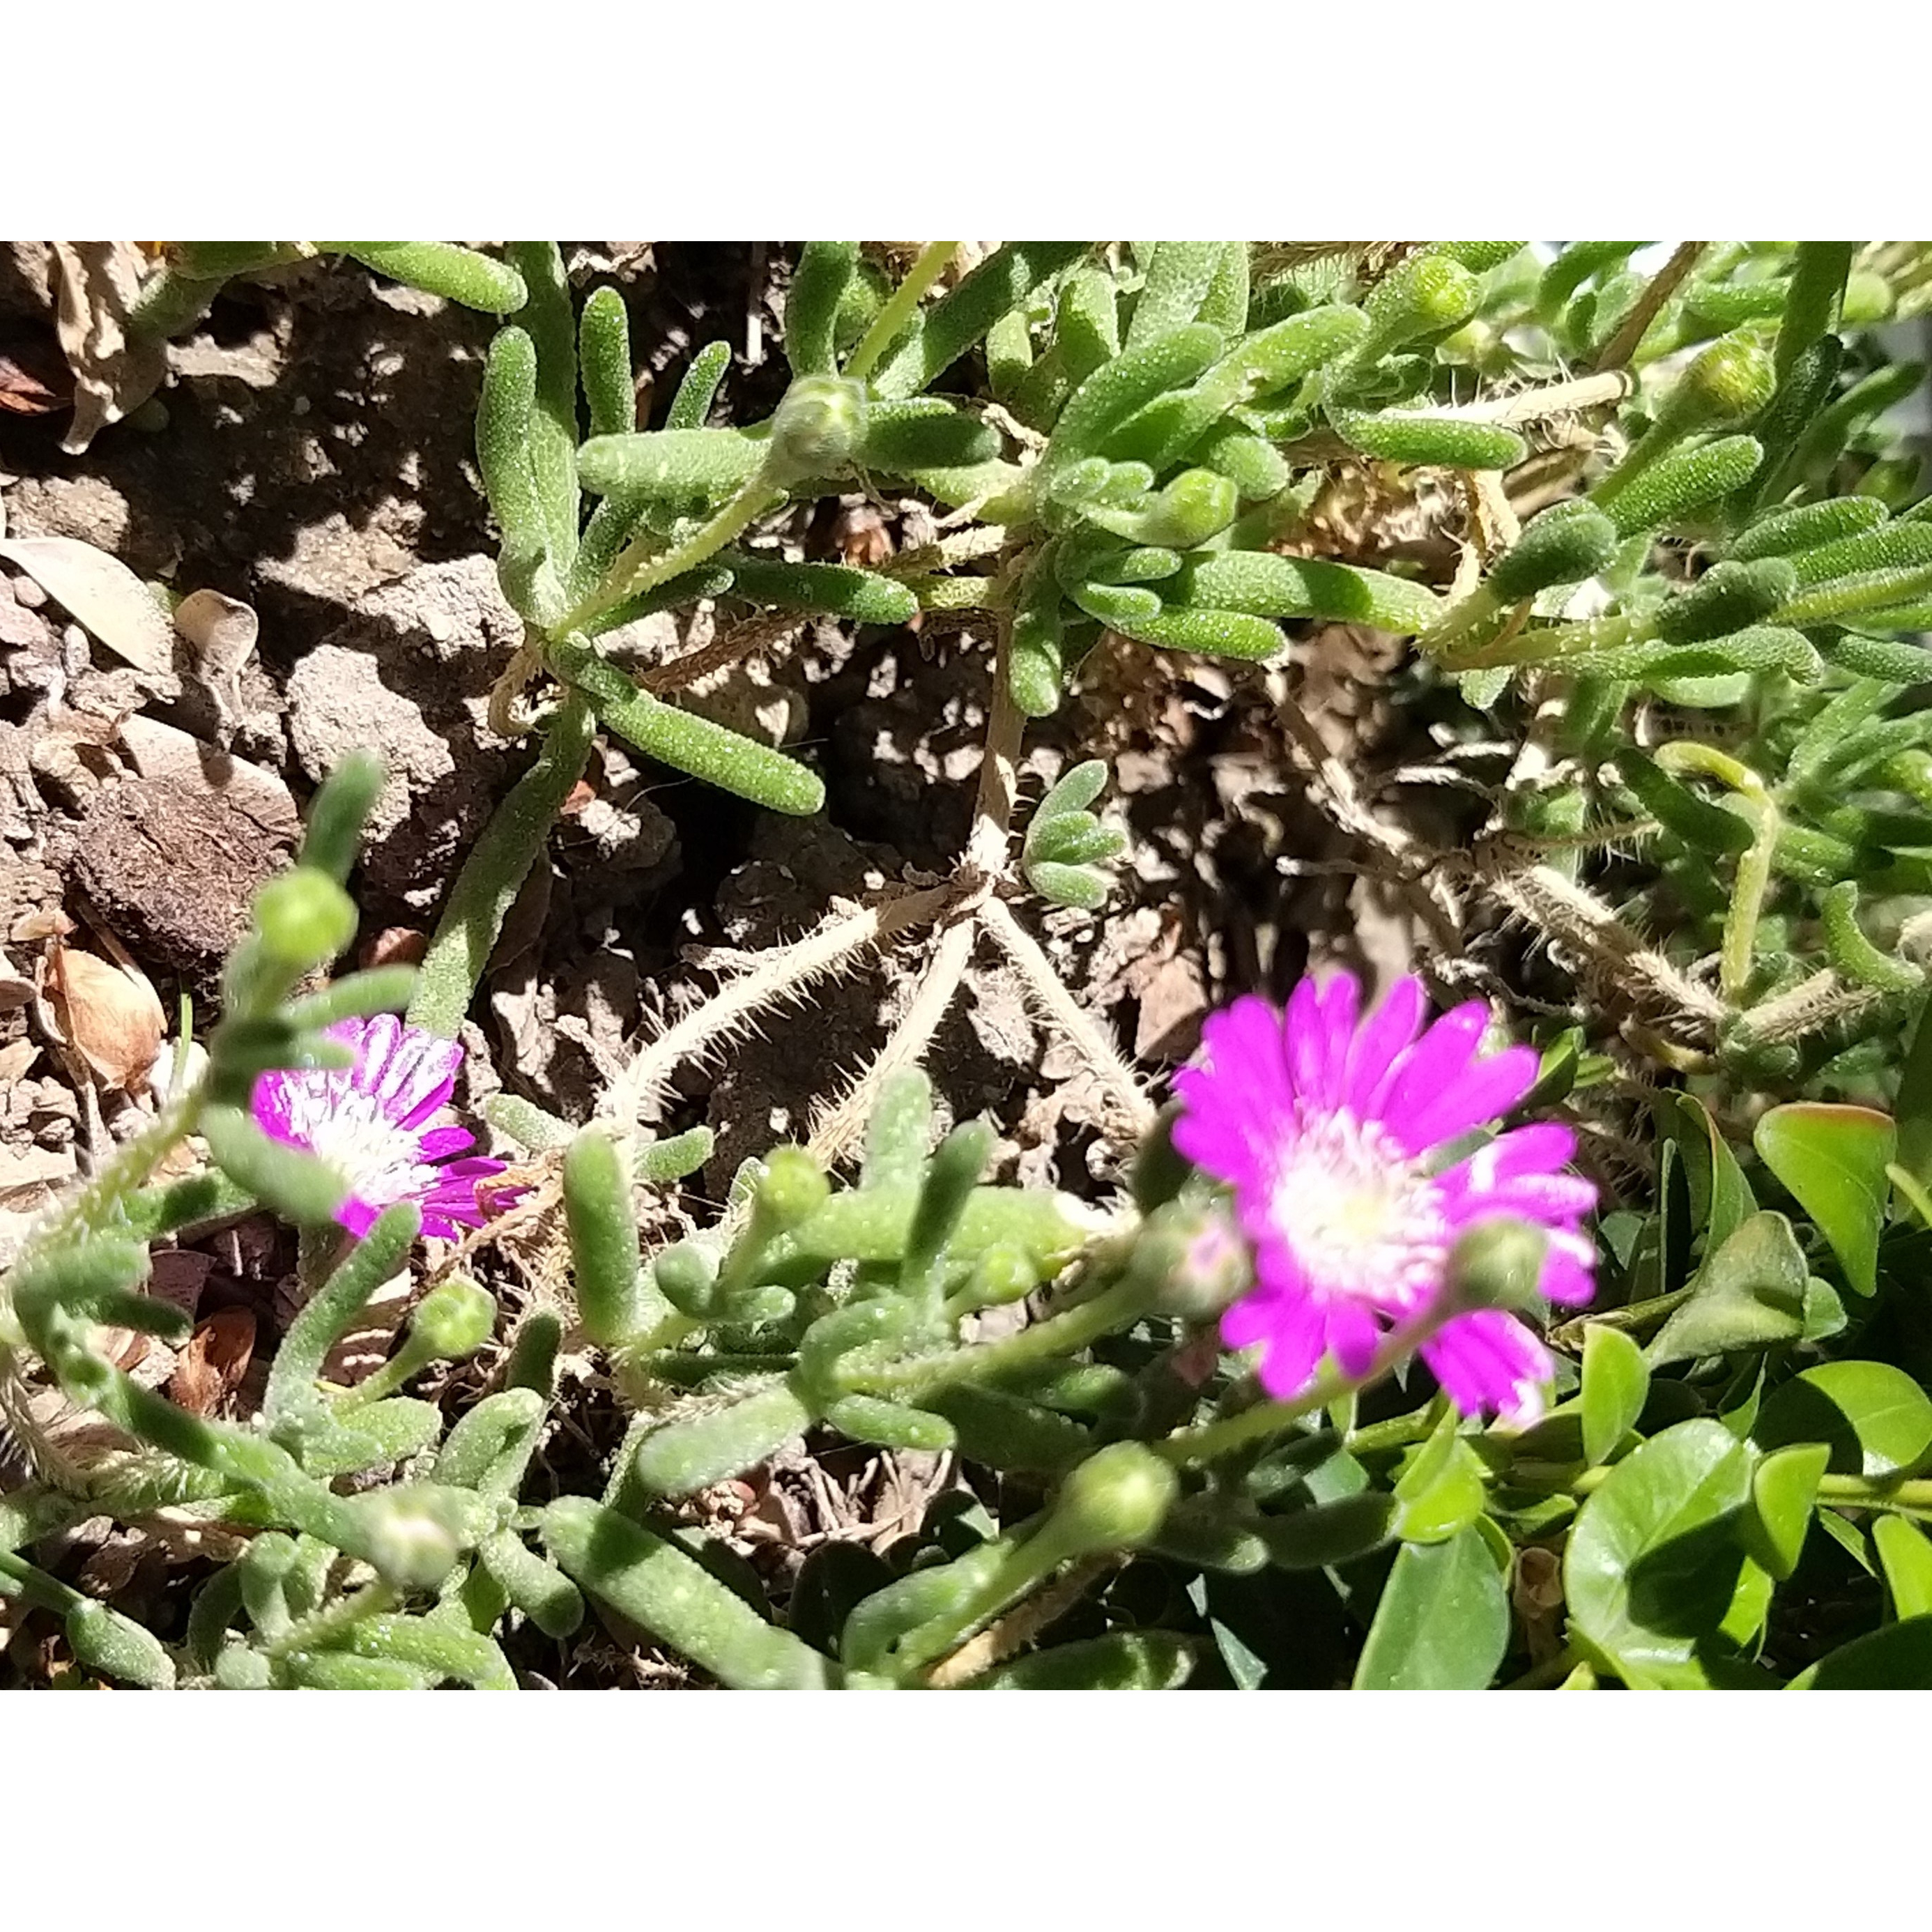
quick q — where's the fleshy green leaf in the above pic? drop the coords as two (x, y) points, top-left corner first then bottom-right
(1581, 1324), (1650, 1466)
(1875, 1515), (1932, 1620)
(1565, 1418), (1756, 1687)
(1754, 1103), (1896, 1297)
(1645, 1211), (1809, 1366)
(1352, 1527), (1508, 1689)
(1753, 1360), (1932, 1476)
(1742, 1441), (1828, 1581)
(1793, 1616), (1932, 1688)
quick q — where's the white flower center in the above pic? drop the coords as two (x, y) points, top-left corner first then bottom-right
(279, 1074), (440, 1209)
(1268, 1108), (1448, 1312)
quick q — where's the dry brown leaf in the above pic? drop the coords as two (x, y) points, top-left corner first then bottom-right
(95, 1326), (153, 1375)
(172, 588), (259, 734)
(0, 535), (178, 680)
(360, 926), (428, 969)
(49, 242), (169, 455)
(47, 942), (166, 1091)
(167, 1308), (256, 1416)
(10, 907), (75, 943)
(0, 343), (71, 417)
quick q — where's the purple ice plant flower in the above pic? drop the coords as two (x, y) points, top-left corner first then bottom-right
(250, 1013), (516, 1241)
(1172, 972), (1596, 1427)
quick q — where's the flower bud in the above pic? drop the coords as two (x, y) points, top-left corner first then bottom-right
(354, 1488), (486, 1590)
(1045, 1441), (1179, 1557)
(408, 1275), (496, 1362)
(1126, 1198), (1252, 1319)
(757, 1147), (831, 1229)
(253, 868), (357, 971)
(1443, 1216), (1548, 1315)
(1169, 1206), (1254, 1319)
(1668, 332), (1777, 433)
(765, 374), (868, 484)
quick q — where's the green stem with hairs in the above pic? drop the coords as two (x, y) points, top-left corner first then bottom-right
(859, 1269), (1156, 1399)
(1155, 1306), (1452, 1469)
(560, 482), (784, 634)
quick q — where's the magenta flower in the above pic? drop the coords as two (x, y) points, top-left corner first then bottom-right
(251, 1013), (514, 1241)
(1172, 973), (1596, 1427)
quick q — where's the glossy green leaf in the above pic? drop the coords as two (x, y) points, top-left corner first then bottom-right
(1645, 1211), (1808, 1366)
(1894, 999), (1932, 1198)
(1874, 1515), (1932, 1620)
(1565, 1418), (1755, 1687)
(1392, 1413), (1487, 1544)
(1814, 1507), (1873, 1574)
(1581, 1324), (1650, 1466)
(1742, 1441), (1828, 1581)
(1352, 1528), (1508, 1689)
(1754, 1103), (1896, 1297)
(1793, 1616), (1932, 1688)
(1654, 1093), (1756, 1255)
(1753, 1360), (1932, 1476)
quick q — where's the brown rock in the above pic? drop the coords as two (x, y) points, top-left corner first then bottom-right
(64, 775), (294, 992)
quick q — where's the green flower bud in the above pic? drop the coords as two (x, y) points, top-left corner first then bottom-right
(1163, 1204), (1253, 1320)
(253, 868), (357, 971)
(358, 1496), (463, 1593)
(1667, 332), (1778, 434)
(409, 1275), (496, 1362)
(1443, 1216), (1548, 1314)
(355, 1483), (494, 1592)
(1045, 1442), (1179, 1557)
(758, 1147), (831, 1229)
(765, 374), (868, 484)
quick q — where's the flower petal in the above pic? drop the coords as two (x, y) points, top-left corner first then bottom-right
(1423, 1310), (1554, 1425)
(1324, 1296), (1383, 1378)
(1343, 976), (1427, 1118)
(1395, 1045), (1542, 1156)
(1377, 1002), (1490, 1144)
(1236, 1290), (1328, 1402)
(417, 1124), (478, 1163)
(342, 1013), (401, 1093)
(1538, 1230), (1598, 1307)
